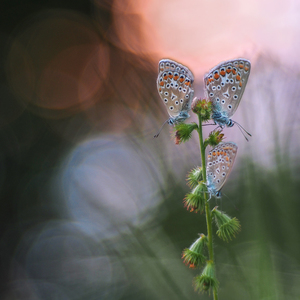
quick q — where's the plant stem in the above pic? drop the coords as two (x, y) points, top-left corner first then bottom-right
(197, 115), (218, 300)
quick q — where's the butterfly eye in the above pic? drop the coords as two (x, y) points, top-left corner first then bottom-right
(171, 64), (175, 68)
(183, 88), (187, 93)
(228, 105), (232, 109)
(169, 106), (174, 110)
(175, 101), (179, 105)
(185, 94), (189, 99)
(217, 85), (221, 90)
(221, 99), (225, 104)
(212, 86), (216, 90)
(208, 162), (212, 166)
(209, 93), (214, 97)
(164, 98), (168, 103)
(221, 82), (225, 86)
(222, 172), (226, 177)
(230, 79), (234, 83)
(213, 175), (216, 179)
(166, 83), (170, 88)
(233, 95), (238, 100)
(166, 62), (170, 67)
(178, 87), (182, 91)
(180, 99), (184, 103)
(176, 67), (180, 71)
(216, 98), (220, 102)
(164, 92), (169, 96)
(232, 86), (236, 91)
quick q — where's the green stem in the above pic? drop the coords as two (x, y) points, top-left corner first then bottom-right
(197, 115), (218, 300)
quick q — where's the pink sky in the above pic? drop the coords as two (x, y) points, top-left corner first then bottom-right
(113, 0), (300, 75)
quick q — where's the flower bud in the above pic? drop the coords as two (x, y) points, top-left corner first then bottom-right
(212, 207), (241, 242)
(193, 260), (219, 294)
(182, 234), (207, 268)
(191, 98), (212, 121)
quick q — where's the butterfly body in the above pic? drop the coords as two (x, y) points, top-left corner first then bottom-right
(157, 59), (194, 125)
(204, 59), (251, 129)
(206, 142), (238, 198)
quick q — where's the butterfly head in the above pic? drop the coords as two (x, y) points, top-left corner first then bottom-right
(207, 180), (222, 199)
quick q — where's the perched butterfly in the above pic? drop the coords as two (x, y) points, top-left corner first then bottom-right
(206, 142), (238, 198)
(154, 59), (194, 137)
(204, 59), (251, 139)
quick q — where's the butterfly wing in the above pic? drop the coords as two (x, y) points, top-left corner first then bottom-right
(157, 59), (194, 121)
(204, 59), (251, 118)
(206, 142), (238, 193)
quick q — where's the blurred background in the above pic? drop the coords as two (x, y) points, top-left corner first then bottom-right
(1, 0), (300, 299)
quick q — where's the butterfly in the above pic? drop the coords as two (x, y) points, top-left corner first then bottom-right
(154, 59), (194, 137)
(206, 142), (238, 198)
(204, 59), (251, 139)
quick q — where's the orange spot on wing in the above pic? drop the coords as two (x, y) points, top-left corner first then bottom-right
(226, 68), (231, 73)
(159, 81), (164, 86)
(239, 64), (244, 69)
(179, 78), (185, 83)
(209, 78), (214, 83)
(226, 156), (229, 161)
(208, 155), (211, 158)
(239, 81), (242, 87)
(159, 88), (161, 92)
(214, 73), (220, 79)
(163, 75), (168, 80)
(174, 75), (179, 80)
(236, 75), (241, 81)
(232, 69), (236, 75)
(212, 152), (216, 156)
(217, 151), (220, 155)
(185, 81), (190, 86)
(245, 66), (249, 71)
(220, 70), (226, 76)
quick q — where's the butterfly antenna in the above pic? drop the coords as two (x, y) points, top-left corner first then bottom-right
(202, 123), (215, 127)
(223, 192), (239, 211)
(154, 119), (169, 138)
(234, 121), (251, 141)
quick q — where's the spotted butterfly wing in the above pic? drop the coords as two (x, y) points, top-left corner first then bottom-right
(204, 59), (251, 127)
(157, 59), (194, 125)
(206, 142), (238, 198)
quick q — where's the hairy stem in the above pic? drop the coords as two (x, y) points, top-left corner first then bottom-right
(197, 115), (218, 300)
